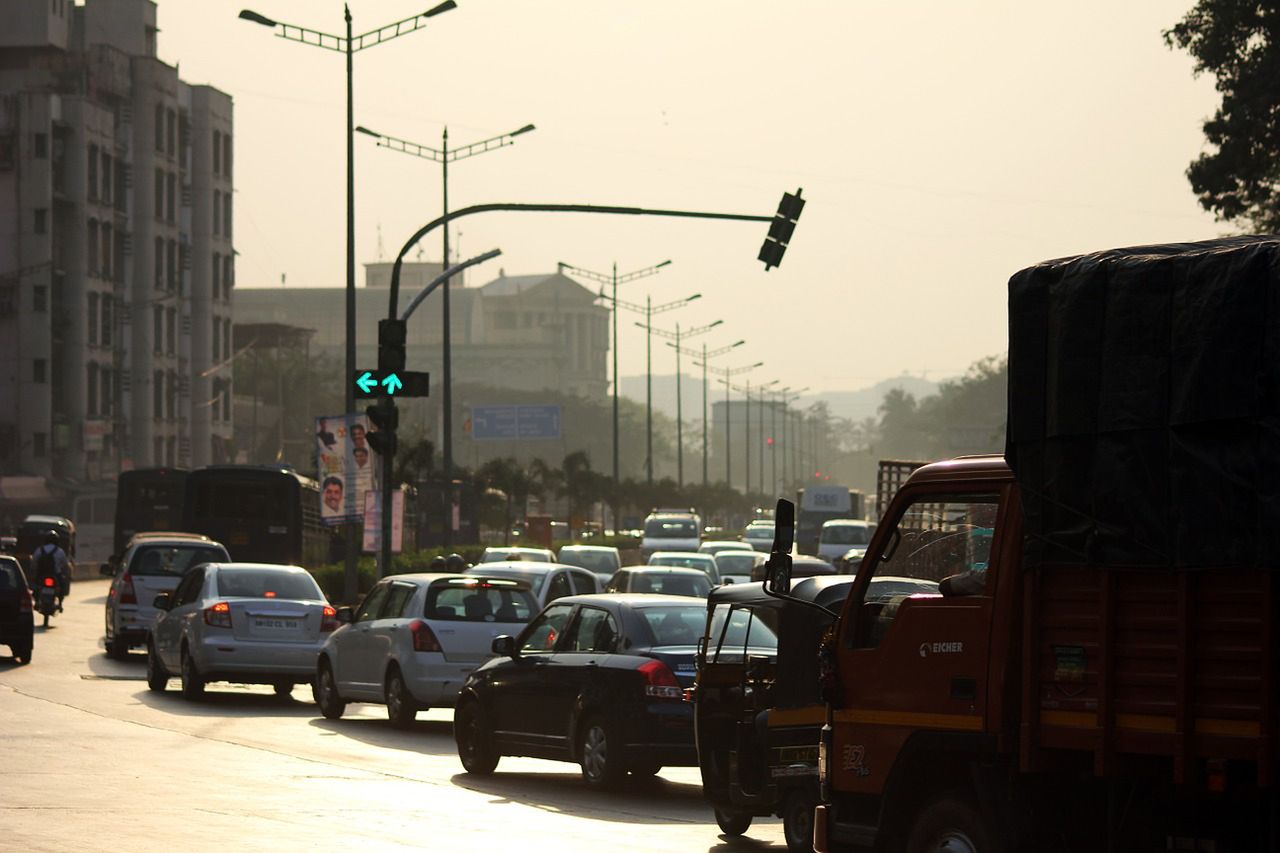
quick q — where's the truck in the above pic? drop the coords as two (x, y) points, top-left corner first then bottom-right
(789, 238), (1280, 852)
(873, 459), (927, 522)
(796, 486), (865, 555)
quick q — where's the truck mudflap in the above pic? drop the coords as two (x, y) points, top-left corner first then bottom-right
(812, 804), (830, 853)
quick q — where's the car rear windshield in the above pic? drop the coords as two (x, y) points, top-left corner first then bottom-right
(560, 550), (618, 573)
(214, 568), (322, 600)
(627, 572), (709, 598)
(129, 545), (228, 577)
(745, 524), (774, 538)
(823, 525), (871, 546)
(645, 519), (697, 537)
(636, 605), (706, 646)
(715, 552), (760, 573)
(426, 581), (538, 623)
(0, 559), (23, 592)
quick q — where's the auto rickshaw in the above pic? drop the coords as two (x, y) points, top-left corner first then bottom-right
(17, 514), (76, 582)
(694, 574), (855, 850)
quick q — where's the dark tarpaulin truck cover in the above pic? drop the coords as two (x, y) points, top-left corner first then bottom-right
(1006, 236), (1280, 570)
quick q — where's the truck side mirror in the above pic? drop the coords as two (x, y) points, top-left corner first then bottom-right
(765, 499), (796, 596)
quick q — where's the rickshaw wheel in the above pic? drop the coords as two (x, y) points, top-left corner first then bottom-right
(714, 807), (752, 836)
(783, 789), (819, 852)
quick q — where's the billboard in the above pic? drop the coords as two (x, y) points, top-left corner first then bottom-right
(316, 413), (376, 526)
(362, 488), (404, 554)
(470, 405), (562, 440)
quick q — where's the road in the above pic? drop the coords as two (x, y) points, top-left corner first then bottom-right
(0, 579), (786, 852)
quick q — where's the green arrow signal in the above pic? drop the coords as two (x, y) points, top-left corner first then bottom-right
(356, 372), (377, 394)
(381, 373), (403, 395)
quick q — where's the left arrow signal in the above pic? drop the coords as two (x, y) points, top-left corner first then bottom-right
(381, 373), (403, 395)
(356, 372), (377, 394)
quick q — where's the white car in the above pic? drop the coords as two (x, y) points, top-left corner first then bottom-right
(605, 567), (711, 598)
(713, 550), (767, 585)
(463, 561), (601, 607)
(742, 521), (776, 552)
(641, 512), (701, 557)
(314, 573), (539, 726)
(146, 563), (335, 700)
(478, 546), (555, 564)
(697, 540), (753, 556)
(817, 519), (875, 563)
(103, 533), (230, 659)
(647, 551), (721, 585)
(556, 545), (622, 585)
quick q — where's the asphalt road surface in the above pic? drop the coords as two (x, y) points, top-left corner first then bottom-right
(0, 579), (786, 852)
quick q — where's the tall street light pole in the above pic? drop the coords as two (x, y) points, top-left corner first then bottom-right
(684, 339), (745, 484)
(559, 259), (671, 486)
(355, 121), (534, 543)
(612, 292), (700, 483)
(646, 319), (721, 488)
(756, 379), (779, 495)
(712, 362), (762, 491)
(240, 0), (457, 601)
(777, 386), (807, 491)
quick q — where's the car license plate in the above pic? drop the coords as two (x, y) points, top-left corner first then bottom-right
(253, 617), (299, 630)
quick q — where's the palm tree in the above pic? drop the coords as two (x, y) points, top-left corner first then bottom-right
(479, 457), (533, 545)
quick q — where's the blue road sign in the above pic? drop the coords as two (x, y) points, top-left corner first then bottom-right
(471, 405), (562, 440)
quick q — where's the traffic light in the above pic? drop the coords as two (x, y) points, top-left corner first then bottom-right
(766, 436), (775, 447)
(378, 318), (407, 374)
(366, 399), (399, 456)
(758, 188), (805, 271)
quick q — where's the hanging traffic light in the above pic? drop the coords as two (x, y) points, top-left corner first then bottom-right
(758, 188), (805, 271)
(378, 318), (407, 374)
(366, 399), (399, 457)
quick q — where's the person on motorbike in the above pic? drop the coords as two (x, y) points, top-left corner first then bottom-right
(445, 553), (468, 572)
(31, 531), (69, 612)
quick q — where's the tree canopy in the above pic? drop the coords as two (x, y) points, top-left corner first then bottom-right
(1166, 2), (1280, 231)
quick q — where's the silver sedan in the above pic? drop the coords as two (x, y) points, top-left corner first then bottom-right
(147, 562), (337, 700)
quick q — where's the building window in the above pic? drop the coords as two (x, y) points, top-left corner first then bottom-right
(154, 105), (164, 151)
(87, 362), (99, 416)
(166, 370), (177, 420)
(166, 436), (176, 466)
(213, 191), (221, 236)
(212, 317), (221, 360)
(211, 253), (220, 300)
(101, 295), (113, 346)
(223, 320), (231, 362)
(166, 307), (175, 355)
(34, 359), (47, 383)
(165, 172), (175, 222)
(33, 285), (46, 312)
(87, 218), (99, 275)
(88, 293), (99, 346)
(222, 380), (231, 421)
(154, 436), (163, 462)
(34, 208), (47, 235)
(33, 433), (47, 458)
(223, 193), (231, 239)
(154, 168), (163, 218)
(101, 222), (112, 281)
(223, 254), (233, 298)
(154, 237), (164, 288)
(153, 372), (163, 420)
(34, 132), (47, 158)
(213, 130), (221, 174)
(101, 367), (113, 418)
(102, 152), (112, 206)
(88, 144), (99, 200)
(153, 306), (163, 354)
(223, 134), (232, 180)
(166, 109), (176, 157)
(166, 239), (176, 290)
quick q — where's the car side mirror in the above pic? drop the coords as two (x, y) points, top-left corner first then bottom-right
(765, 499), (795, 597)
(152, 593), (171, 611)
(491, 635), (516, 657)
(99, 563), (114, 577)
(336, 606), (354, 625)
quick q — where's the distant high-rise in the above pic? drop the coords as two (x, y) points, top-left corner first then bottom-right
(0, 0), (234, 486)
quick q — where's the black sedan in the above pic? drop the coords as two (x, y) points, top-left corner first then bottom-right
(454, 593), (704, 787)
(0, 555), (33, 664)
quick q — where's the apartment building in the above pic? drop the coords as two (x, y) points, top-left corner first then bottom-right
(0, 0), (234, 498)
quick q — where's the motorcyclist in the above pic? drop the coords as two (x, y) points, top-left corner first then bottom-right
(445, 553), (468, 572)
(30, 531), (69, 612)
(429, 555), (447, 572)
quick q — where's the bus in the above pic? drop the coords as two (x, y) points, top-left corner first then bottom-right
(113, 468), (189, 557)
(181, 465), (332, 568)
(72, 487), (116, 569)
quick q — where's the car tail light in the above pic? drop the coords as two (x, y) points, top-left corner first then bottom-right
(320, 605), (338, 632)
(118, 571), (137, 605)
(203, 601), (232, 628)
(638, 659), (682, 700)
(409, 619), (442, 653)
(42, 576), (55, 587)
(18, 587), (32, 614)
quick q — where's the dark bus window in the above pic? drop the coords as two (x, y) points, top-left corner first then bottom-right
(129, 545), (227, 577)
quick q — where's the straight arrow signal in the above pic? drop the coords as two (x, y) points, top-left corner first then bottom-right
(381, 373), (403, 395)
(356, 372), (377, 394)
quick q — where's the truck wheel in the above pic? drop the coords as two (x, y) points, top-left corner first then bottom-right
(905, 792), (1000, 853)
(782, 789), (819, 852)
(714, 807), (752, 836)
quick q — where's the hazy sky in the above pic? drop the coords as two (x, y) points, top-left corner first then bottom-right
(159, 1), (1225, 393)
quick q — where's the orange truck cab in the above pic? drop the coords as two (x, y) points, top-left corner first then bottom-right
(808, 238), (1280, 852)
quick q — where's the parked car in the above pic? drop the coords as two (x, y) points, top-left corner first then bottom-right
(816, 519), (875, 563)
(314, 574), (539, 726)
(641, 510), (701, 558)
(557, 545), (622, 585)
(0, 555), (33, 664)
(478, 546), (554, 564)
(454, 594), (705, 786)
(698, 540), (752, 556)
(713, 550), (767, 586)
(751, 554), (834, 582)
(605, 567), (712, 598)
(647, 551), (721, 585)
(742, 520), (776, 552)
(146, 562), (336, 699)
(463, 561), (601, 607)
(104, 532), (230, 659)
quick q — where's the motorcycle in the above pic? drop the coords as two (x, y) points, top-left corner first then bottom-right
(36, 576), (57, 628)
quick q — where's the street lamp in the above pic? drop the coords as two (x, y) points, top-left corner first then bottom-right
(560, 259), (671, 486)
(776, 386), (808, 491)
(646, 319), (721, 488)
(685, 339), (745, 485)
(712, 362), (763, 491)
(240, 0), (457, 600)
(356, 120), (535, 539)
(756, 379), (779, 495)
(611, 292), (699, 483)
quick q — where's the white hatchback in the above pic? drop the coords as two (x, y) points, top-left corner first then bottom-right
(147, 562), (336, 700)
(314, 574), (539, 726)
(463, 561), (601, 608)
